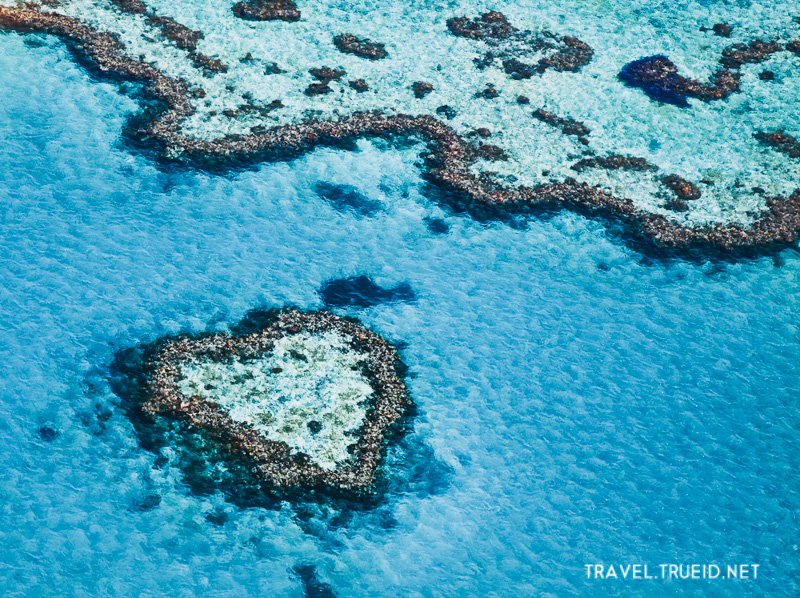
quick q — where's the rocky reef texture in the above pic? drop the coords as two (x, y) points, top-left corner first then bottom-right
(618, 55), (740, 107)
(755, 131), (800, 160)
(2, 2), (800, 256)
(448, 11), (593, 79)
(619, 36), (791, 108)
(139, 309), (412, 496)
(333, 33), (387, 60)
(232, 0), (300, 22)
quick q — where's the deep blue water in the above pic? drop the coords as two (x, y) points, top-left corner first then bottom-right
(1, 33), (799, 598)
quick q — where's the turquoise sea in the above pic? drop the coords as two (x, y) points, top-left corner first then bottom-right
(1, 2), (799, 597)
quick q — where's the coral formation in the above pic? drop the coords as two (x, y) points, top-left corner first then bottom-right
(129, 309), (413, 496)
(1, 2), (800, 257)
(620, 36), (792, 108)
(712, 23), (733, 38)
(661, 175), (702, 201)
(448, 11), (593, 78)
(333, 33), (387, 60)
(618, 55), (739, 107)
(348, 78), (368, 92)
(232, 0), (300, 22)
(532, 108), (590, 138)
(319, 276), (415, 308)
(570, 155), (657, 173)
(755, 131), (800, 160)
(146, 15), (202, 51)
(412, 81), (433, 99)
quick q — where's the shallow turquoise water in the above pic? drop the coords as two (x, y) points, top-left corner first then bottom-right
(1, 24), (799, 598)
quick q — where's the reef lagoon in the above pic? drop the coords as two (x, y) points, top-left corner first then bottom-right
(1, 0), (799, 596)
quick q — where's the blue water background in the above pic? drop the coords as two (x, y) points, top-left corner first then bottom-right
(0, 32), (798, 597)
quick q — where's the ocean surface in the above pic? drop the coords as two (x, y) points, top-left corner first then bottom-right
(1, 7), (799, 597)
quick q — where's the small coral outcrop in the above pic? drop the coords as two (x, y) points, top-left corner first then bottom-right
(123, 309), (413, 498)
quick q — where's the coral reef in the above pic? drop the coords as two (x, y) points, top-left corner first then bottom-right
(755, 131), (800, 159)
(618, 55), (739, 107)
(319, 275), (415, 308)
(146, 15), (202, 51)
(661, 175), (702, 201)
(412, 81), (433, 99)
(532, 108), (590, 140)
(620, 36), (792, 107)
(232, 0), (300, 22)
(128, 309), (413, 497)
(333, 33), (387, 60)
(448, 11), (593, 79)
(719, 39), (781, 69)
(712, 23), (733, 38)
(2, 3), (800, 257)
(348, 78), (368, 92)
(314, 182), (382, 216)
(570, 154), (657, 173)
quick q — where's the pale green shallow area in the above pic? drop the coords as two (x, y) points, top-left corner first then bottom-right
(177, 331), (373, 469)
(4, 0), (800, 227)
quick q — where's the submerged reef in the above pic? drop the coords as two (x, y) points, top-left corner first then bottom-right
(313, 182), (382, 217)
(114, 309), (413, 498)
(2, 3), (800, 257)
(319, 275), (415, 308)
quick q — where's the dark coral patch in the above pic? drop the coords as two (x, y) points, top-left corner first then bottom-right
(304, 82), (331, 96)
(532, 108), (590, 137)
(712, 23), (733, 38)
(755, 130), (800, 159)
(333, 33), (387, 60)
(314, 182), (382, 216)
(661, 175), (702, 200)
(446, 11), (514, 40)
(448, 11), (592, 79)
(571, 155), (657, 173)
(719, 39), (781, 69)
(309, 66), (345, 81)
(109, 0), (146, 14)
(435, 105), (457, 119)
(412, 81), (434, 99)
(147, 15), (203, 50)
(619, 55), (691, 107)
(38, 424), (60, 442)
(189, 52), (228, 73)
(618, 55), (739, 107)
(348, 78), (369, 92)
(232, 0), (300, 22)
(319, 275), (415, 308)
